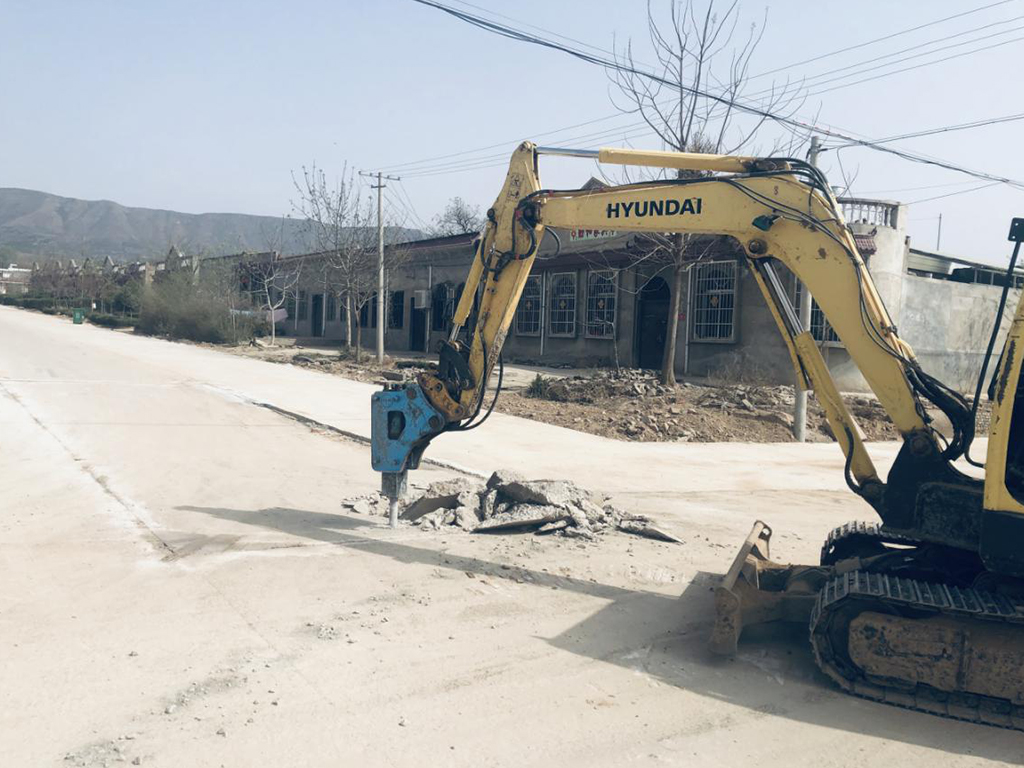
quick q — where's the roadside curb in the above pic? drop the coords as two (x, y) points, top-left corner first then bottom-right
(254, 401), (488, 480)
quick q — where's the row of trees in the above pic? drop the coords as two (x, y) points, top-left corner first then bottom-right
(29, 261), (142, 316)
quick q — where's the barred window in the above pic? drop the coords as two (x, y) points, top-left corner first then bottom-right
(793, 280), (840, 344)
(298, 290), (308, 321)
(326, 293), (336, 322)
(548, 272), (577, 337)
(286, 293), (296, 319)
(585, 270), (616, 338)
(691, 261), (737, 342)
(515, 275), (541, 336)
(389, 290), (405, 329)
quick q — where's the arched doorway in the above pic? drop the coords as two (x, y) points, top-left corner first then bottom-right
(637, 276), (670, 369)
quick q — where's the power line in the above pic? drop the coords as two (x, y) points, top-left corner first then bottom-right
(389, 183), (429, 230)
(382, 1), (1020, 173)
(905, 182), (1002, 205)
(833, 112), (1024, 149)
(410, 0), (1024, 190)
(752, 0), (1020, 79)
(857, 180), (986, 195)
(384, 186), (428, 230)
(715, 14), (1024, 116)
(806, 33), (1024, 98)
(400, 122), (658, 178)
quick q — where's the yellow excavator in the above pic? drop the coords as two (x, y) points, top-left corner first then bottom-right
(370, 142), (1024, 729)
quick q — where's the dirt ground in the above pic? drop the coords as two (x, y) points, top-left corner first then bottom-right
(227, 342), (991, 445)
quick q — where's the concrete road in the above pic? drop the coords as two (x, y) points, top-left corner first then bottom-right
(1, 306), (1018, 767)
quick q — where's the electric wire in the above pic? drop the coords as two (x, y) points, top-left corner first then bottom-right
(751, 0), (1020, 79)
(408, 0), (1024, 191)
(399, 0), (1024, 189)
(385, 0), (1019, 174)
(835, 111), (1024, 149)
(905, 182), (1002, 205)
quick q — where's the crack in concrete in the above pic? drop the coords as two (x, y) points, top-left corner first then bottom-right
(0, 381), (176, 557)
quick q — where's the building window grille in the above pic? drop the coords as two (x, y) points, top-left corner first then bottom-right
(298, 290), (308, 321)
(548, 272), (577, 337)
(286, 293), (296, 320)
(389, 290), (405, 329)
(793, 280), (840, 344)
(515, 275), (542, 336)
(691, 261), (737, 342)
(585, 270), (616, 339)
(326, 293), (336, 322)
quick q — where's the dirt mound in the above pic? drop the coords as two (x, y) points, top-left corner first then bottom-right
(507, 369), (900, 443)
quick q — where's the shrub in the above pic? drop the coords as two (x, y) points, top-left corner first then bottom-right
(0, 295), (55, 310)
(88, 313), (134, 329)
(526, 373), (550, 398)
(136, 272), (266, 344)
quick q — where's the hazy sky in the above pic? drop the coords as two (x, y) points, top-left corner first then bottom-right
(3, 0), (1023, 265)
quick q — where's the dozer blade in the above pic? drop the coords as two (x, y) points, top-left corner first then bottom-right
(709, 521), (829, 656)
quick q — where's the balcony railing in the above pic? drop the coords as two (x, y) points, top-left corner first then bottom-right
(838, 197), (900, 229)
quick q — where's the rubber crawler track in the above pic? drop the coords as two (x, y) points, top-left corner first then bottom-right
(810, 568), (1024, 730)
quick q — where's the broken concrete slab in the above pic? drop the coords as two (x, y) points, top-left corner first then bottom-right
(535, 520), (569, 535)
(341, 493), (390, 516)
(497, 478), (589, 508)
(485, 469), (525, 491)
(453, 506), (480, 531)
(400, 478), (484, 521)
(478, 489), (497, 519)
(616, 519), (683, 544)
(473, 504), (569, 533)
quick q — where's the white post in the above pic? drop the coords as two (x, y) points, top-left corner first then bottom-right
(794, 135), (821, 442)
(376, 172), (385, 364)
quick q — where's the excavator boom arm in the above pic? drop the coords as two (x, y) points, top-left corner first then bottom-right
(372, 141), (1004, 545)
(429, 143), (936, 492)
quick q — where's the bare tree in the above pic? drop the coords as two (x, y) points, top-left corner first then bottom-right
(247, 253), (302, 346)
(607, 0), (804, 385)
(292, 164), (410, 362)
(429, 196), (483, 237)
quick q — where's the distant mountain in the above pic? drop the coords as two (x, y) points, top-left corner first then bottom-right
(0, 187), (421, 264)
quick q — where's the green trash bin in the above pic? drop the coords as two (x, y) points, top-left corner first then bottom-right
(73, 308), (85, 325)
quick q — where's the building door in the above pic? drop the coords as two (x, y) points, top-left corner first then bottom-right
(637, 276), (670, 369)
(311, 294), (324, 337)
(410, 307), (427, 352)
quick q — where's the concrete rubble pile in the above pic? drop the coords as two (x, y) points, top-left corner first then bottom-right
(523, 369), (899, 442)
(342, 470), (681, 543)
(537, 369), (672, 404)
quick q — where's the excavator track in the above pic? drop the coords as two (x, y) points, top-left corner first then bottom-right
(819, 521), (919, 566)
(810, 570), (1024, 730)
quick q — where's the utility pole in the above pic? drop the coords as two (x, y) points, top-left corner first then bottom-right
(794, 135), (821, 443)
(937, 213), (943, 250)
(360, 170), (400, 364)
